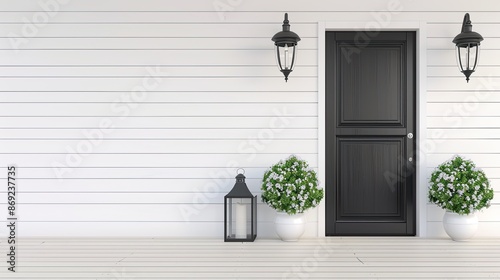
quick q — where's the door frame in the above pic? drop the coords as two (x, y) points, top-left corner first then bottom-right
(317, 21), (428, 237)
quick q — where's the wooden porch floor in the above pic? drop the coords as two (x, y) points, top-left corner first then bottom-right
(1, 237), (500, 279)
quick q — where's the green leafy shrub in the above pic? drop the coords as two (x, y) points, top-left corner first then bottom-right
(428, 155), (494, 215)
(261, 155), (324, 215)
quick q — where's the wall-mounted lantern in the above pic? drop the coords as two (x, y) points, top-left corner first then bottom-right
(453, 13), (483, 82)
(272, 13), (301, 82)
(224, 169), (257, 242)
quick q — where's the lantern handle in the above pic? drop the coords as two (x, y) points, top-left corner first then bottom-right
(236, 168), (245, 175)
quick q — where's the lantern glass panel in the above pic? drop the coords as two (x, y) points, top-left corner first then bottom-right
(276, 44), (297, 71)
(225, 197), (254, 240)
(456, 44), (480, 72)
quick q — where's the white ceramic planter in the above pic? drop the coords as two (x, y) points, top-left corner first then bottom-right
(443, 211), (478, 241)
(275, 212), (306, 242)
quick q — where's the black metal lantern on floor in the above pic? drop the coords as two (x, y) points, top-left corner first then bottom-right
(272, 13), (301, 82)
(224, 169), (257, 242)
(453, 13), (483, 82)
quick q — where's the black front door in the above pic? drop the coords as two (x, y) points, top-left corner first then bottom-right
(325, 31), (416, 236)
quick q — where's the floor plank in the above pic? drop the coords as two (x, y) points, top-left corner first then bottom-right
(1, 237), (500, 279)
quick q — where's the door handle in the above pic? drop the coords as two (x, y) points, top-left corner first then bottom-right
(407, 133), (414, 162)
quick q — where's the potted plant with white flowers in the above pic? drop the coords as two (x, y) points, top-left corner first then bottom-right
(261, 155), (324, 241)
(428, 155), (494, 241)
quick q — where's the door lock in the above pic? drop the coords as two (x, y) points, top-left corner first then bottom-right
(407, 133), (414, 139)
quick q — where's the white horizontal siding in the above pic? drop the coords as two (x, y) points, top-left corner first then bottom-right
(0, 139), (317, 153)
(0, 117), (318, 129)
(0, 38), (318, 50)
(428, 117), (500, 128)
(0, 0), (499, 238)
(0, 78), (317, 91)
(10, 222), (320, 237)
(427, 128), (500, 138)
(0, 0), (499, 12)
(0, 91), (318, 101)
(422, 7), (500, 237)
(0, 67), (317, 77)
(0, 154), (318, 167)
(0, 103), (317, 116)
(426, 157), (500, 186)
(0, 51), (317, 66)
(0, 178), (267, 193)
(0, 128), (318, 139)
(0, 204), (318, 223)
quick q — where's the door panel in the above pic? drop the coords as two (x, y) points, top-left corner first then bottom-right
(337, 138), (403, 219)
(339, 46), (403, 125)
(325, 31), (416, 236)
